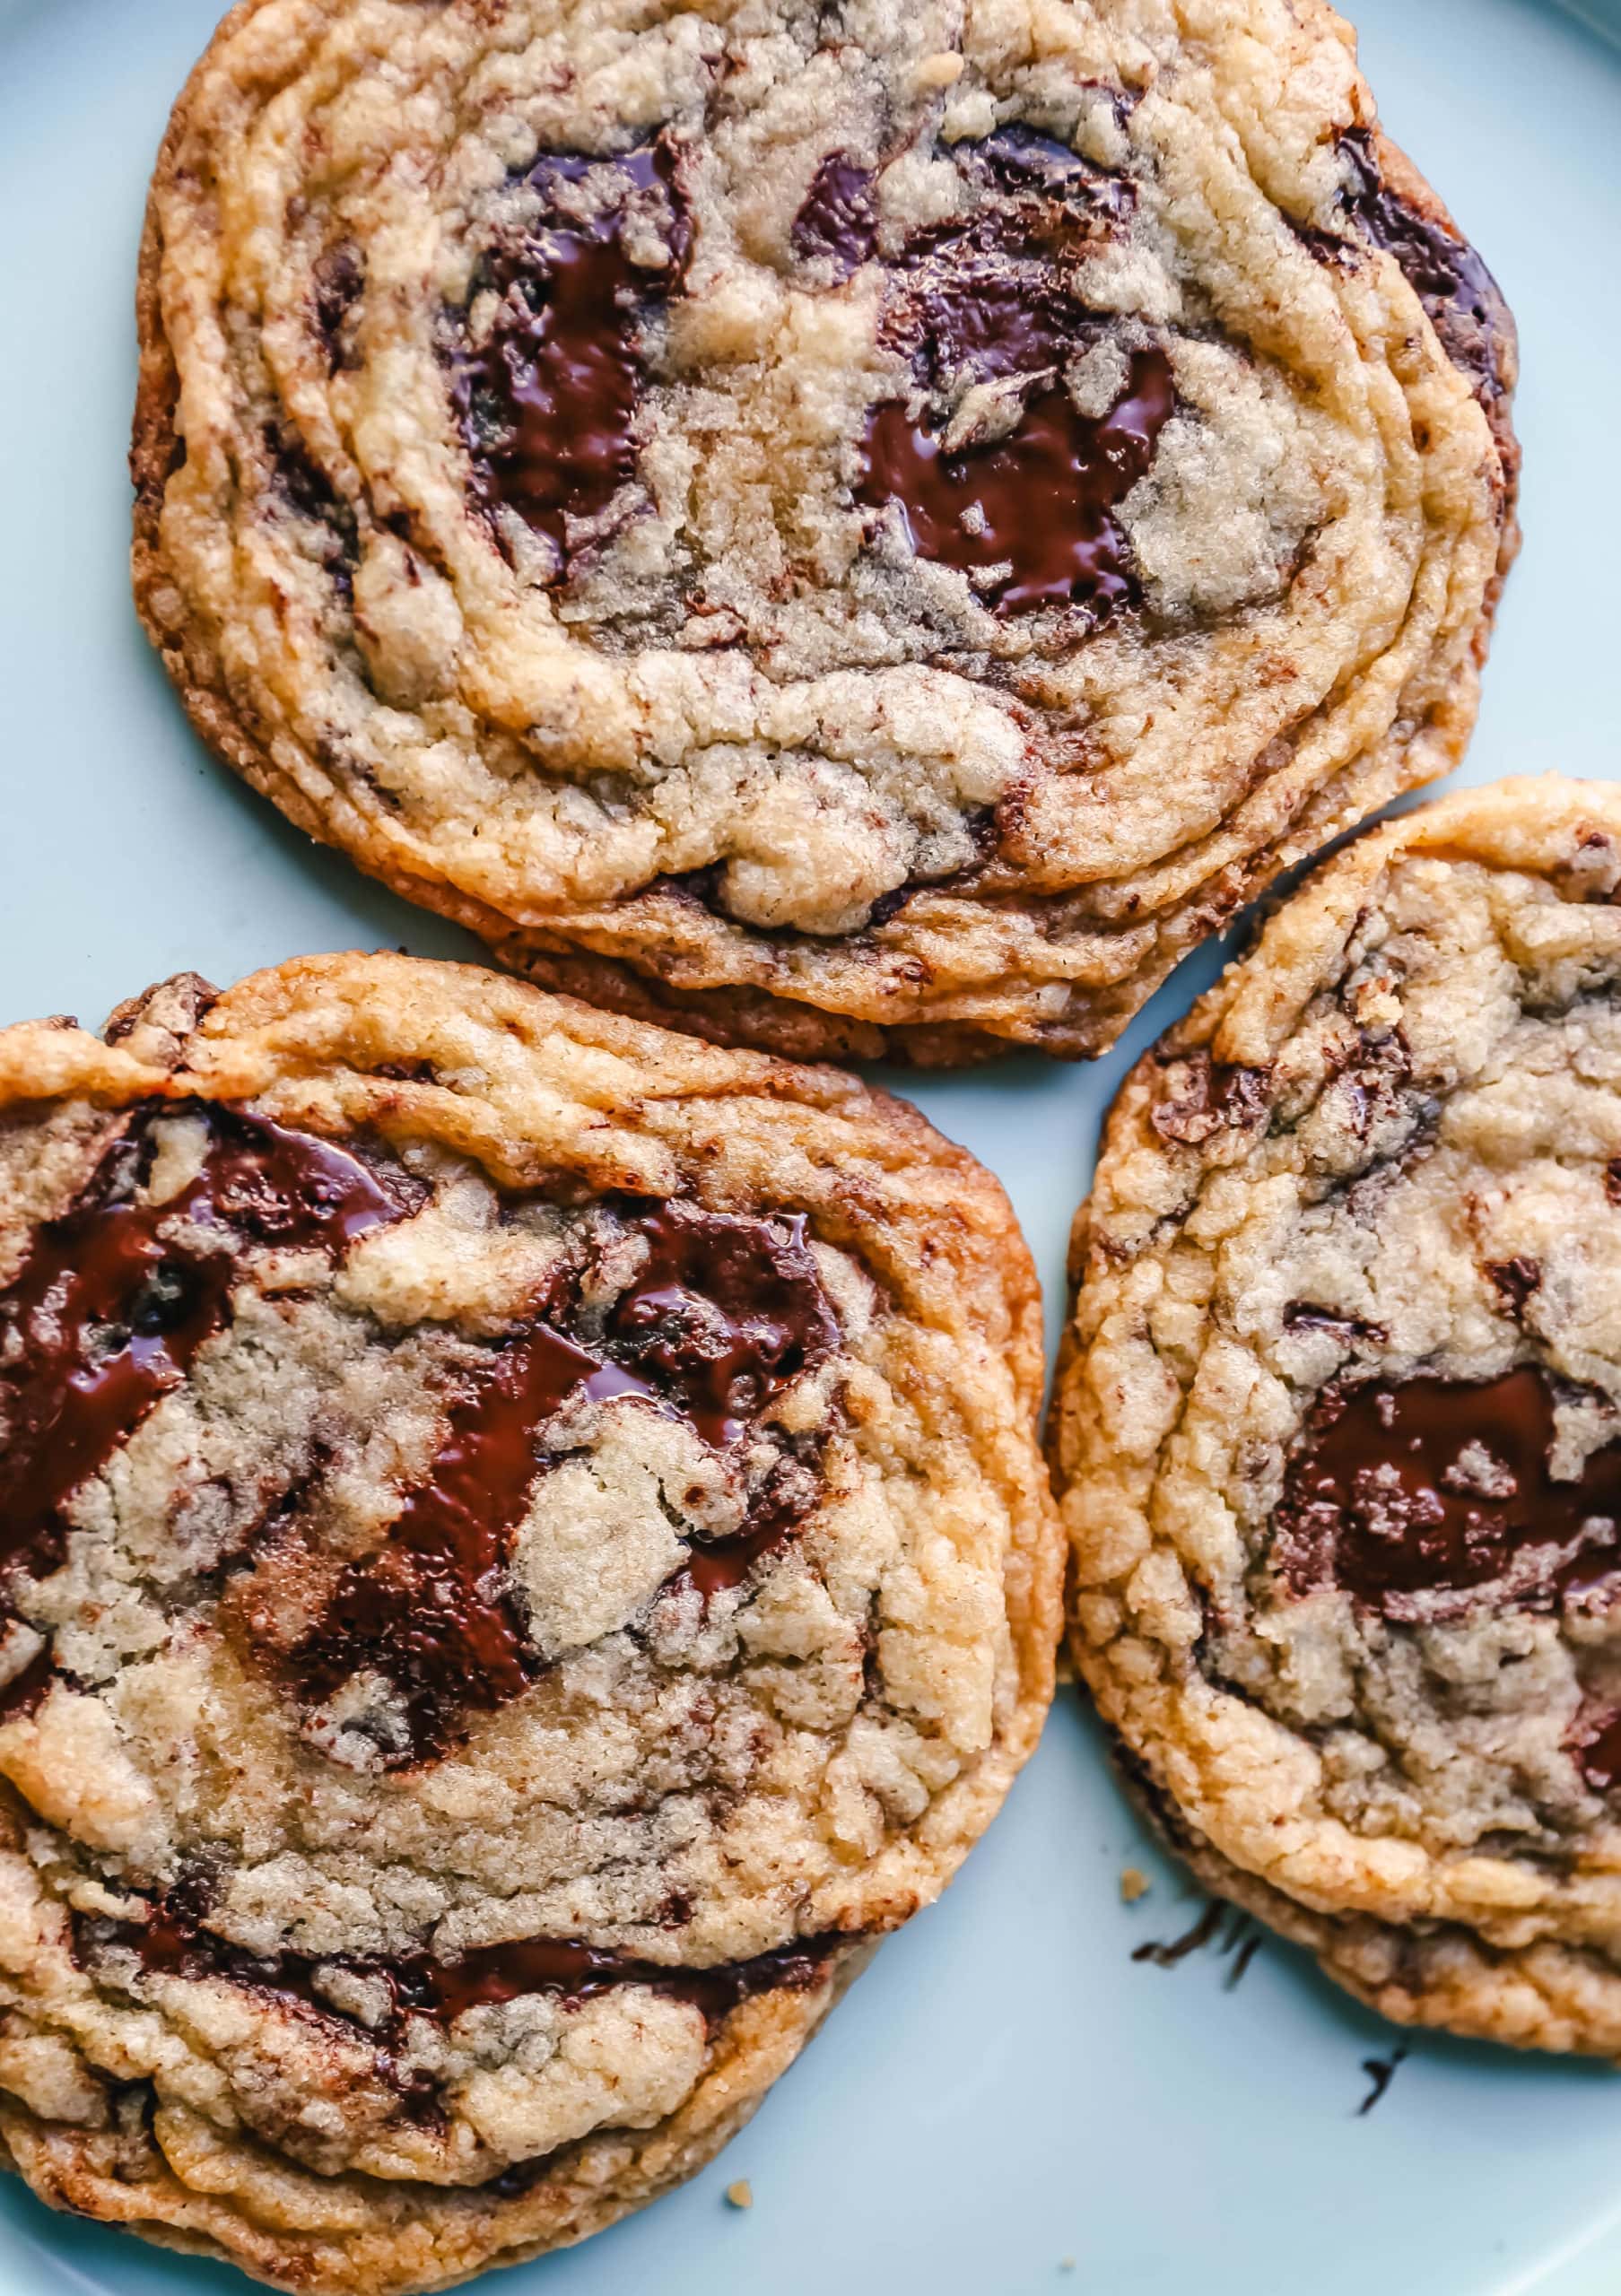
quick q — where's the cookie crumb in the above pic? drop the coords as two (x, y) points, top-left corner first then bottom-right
(1119, 1866), (1150, 1903)
(725, 2180), (754, 2211)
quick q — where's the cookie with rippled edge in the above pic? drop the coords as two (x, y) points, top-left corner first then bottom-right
(1051, 779), (1621, 2057)
(0, 957), (1059, 2292)
(132, 0), (1516, 1067)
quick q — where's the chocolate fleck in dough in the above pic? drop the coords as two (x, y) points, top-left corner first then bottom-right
(135, 0), (1515, 1064)
(0, 955), (1060, 2292)
(1053, 780), (1621, 2057)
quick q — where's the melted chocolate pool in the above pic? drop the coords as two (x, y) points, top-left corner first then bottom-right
(76, 1892), (841, 2131)
(965, 125), (1134, 225)
(279, 1196), (841, 1763)
(792, 154), (878, 278)
(0, 1101), (415, 1605)
(858, 161), (1169, 616)
(450, 142), (688, 570)
(858, 350), (1171, 616)
(1274, 1367), (1621, 1618)
(83, 1895), (836, 2038)
(2, 1100), (843, 1770)
(289, 1330), (652, 1761)
(606, 1202), (840, 1448)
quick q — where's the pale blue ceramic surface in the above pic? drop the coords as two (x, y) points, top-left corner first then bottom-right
(1, 0), (1619, 2287)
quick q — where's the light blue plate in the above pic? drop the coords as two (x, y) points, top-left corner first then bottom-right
(2, 0), (1620, 2286)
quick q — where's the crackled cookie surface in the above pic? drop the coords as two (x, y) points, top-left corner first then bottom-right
(135, 0), (1515, 1063)
(1052, 781), (1621, 2055)
(0, 957), (1059, 2291)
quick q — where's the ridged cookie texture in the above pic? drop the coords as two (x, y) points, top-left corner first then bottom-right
(1053, 781), (1621, 2056)
(0, 957), (1059, 2291)
(134, 0), (1515, 1065)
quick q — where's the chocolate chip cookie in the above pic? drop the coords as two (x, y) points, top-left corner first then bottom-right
(0, 958), (1059, 2290)
(133, 0), (1516, 1065)
(1052, 781), (1621, 2055)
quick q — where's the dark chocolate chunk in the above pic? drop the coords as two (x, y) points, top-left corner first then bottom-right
(857, 347), (1172, 616)
(606, 1203), (839, 1448)
(311, 243), (364, 372)
(649, 863), (727, 913)
(1283, 1302), (1389, 1347)
(1303, 129), (1513, 413)
(1149, 1056), (1273, 1145)
(791, 154), (878, 278)
(963, 124), (1133, 228)
(268, 424), (355, 547)
(0, 1643), (59, 1725)
(1341, 131), (1512, 405)
(1274, 1367), (1621, 1618)
(1486, 1257), (1541, 1317)
(672, 1450), (827, 1602)
(856, 146), (1165, 619)
(288, 1328), (652, 1762)
(893, 209), (1099, 389)
(275, 1196), (841, 1764)
(1326, 1024), (1414, 1139)
(864, 885), (916, 932)
(414, 1930), (835, 2026)
(449, 141), (689, 571)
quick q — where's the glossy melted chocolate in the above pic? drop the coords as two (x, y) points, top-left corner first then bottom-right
(965, 125), (1134, 227)
(2, 1099), (843, 1767)
(904, 237), (1082, 386)
(858, 139), (1167, 616)
(791, 154), (878, 278)
(1307, 129), (1513, 413)
(1274, 1367), (1621, 1617)
(450, 143), (688, 569)
(82, 1895), (837, 2048)
(0, 1101), (413, 1606)
(291, 1331), (653, 1760)
(606, 1203), (839, 1448)
(0, 1643), (57, 1726)
(858, 349), (1172, 616)
(285, 1196), (840, 1761)
(1149, 1055), (1273, 1146)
